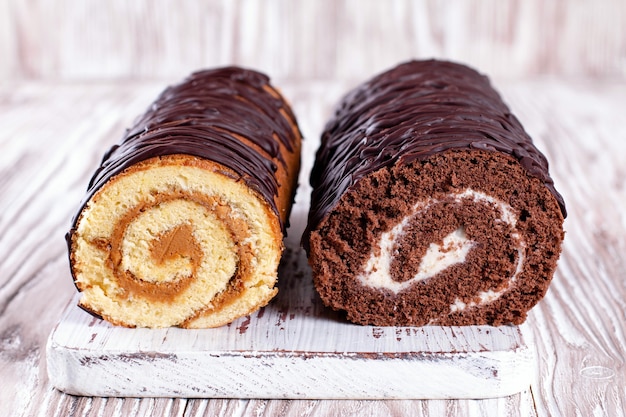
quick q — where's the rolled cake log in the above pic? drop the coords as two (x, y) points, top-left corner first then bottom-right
(304, 60), (566, 327)
(68, 67), (302, 328)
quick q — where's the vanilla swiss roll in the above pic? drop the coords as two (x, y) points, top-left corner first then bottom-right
(68, 67), (302, 328)
(304, 60), (566, 327)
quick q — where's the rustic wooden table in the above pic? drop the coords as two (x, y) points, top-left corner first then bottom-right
(1, 77), (624, 416)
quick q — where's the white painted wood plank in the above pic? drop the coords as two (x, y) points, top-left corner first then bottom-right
(3, 0), (626, 81)
(47, 302), (534, 399)
(0, 1), (17, 85)
(502, 81), (626, 417)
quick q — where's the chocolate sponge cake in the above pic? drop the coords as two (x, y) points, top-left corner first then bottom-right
(68, 67), (301, 328)
(304, 60), (566, 327)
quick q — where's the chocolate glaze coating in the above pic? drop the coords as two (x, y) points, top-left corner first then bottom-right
(73, 67), (301, 233)
(305, 60), (566, 247)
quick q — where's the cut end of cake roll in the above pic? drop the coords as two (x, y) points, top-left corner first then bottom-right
(305, 59), (566, 327)
(308, 150), (564, 326)
(70, 155), (282, 328)
(68, 67), (301, 328)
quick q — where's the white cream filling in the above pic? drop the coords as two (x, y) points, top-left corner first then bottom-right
(359, 226), (474, 293)
(449, 235), (525, 313)
(356, 189), (525, 311)
(418, 227), (474, 279)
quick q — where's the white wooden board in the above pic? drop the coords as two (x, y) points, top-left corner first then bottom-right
(46, 244), (535, 400)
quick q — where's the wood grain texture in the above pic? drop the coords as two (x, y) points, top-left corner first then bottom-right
(46, 270), (534, 399)
(502, 81), (626, 417)
(1, 78), (625, 415)
(1, 0), (625, 83)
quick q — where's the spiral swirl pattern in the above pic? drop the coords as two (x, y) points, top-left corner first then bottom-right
(308, 150), (564, 326)
(306, 60), (565, 326)
(72, 156), (281, 328)
(68, 67), (301, 328)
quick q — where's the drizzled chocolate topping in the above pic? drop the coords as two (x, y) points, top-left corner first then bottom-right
(73, 67), (300, 232)
(306, 60), (566, 240)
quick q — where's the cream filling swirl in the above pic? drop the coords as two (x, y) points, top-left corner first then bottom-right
(357, 189), (525, 311)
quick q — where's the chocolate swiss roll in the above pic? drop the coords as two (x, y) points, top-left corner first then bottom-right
(304, 60), (565, 327)
(68, 67), (301, 328)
